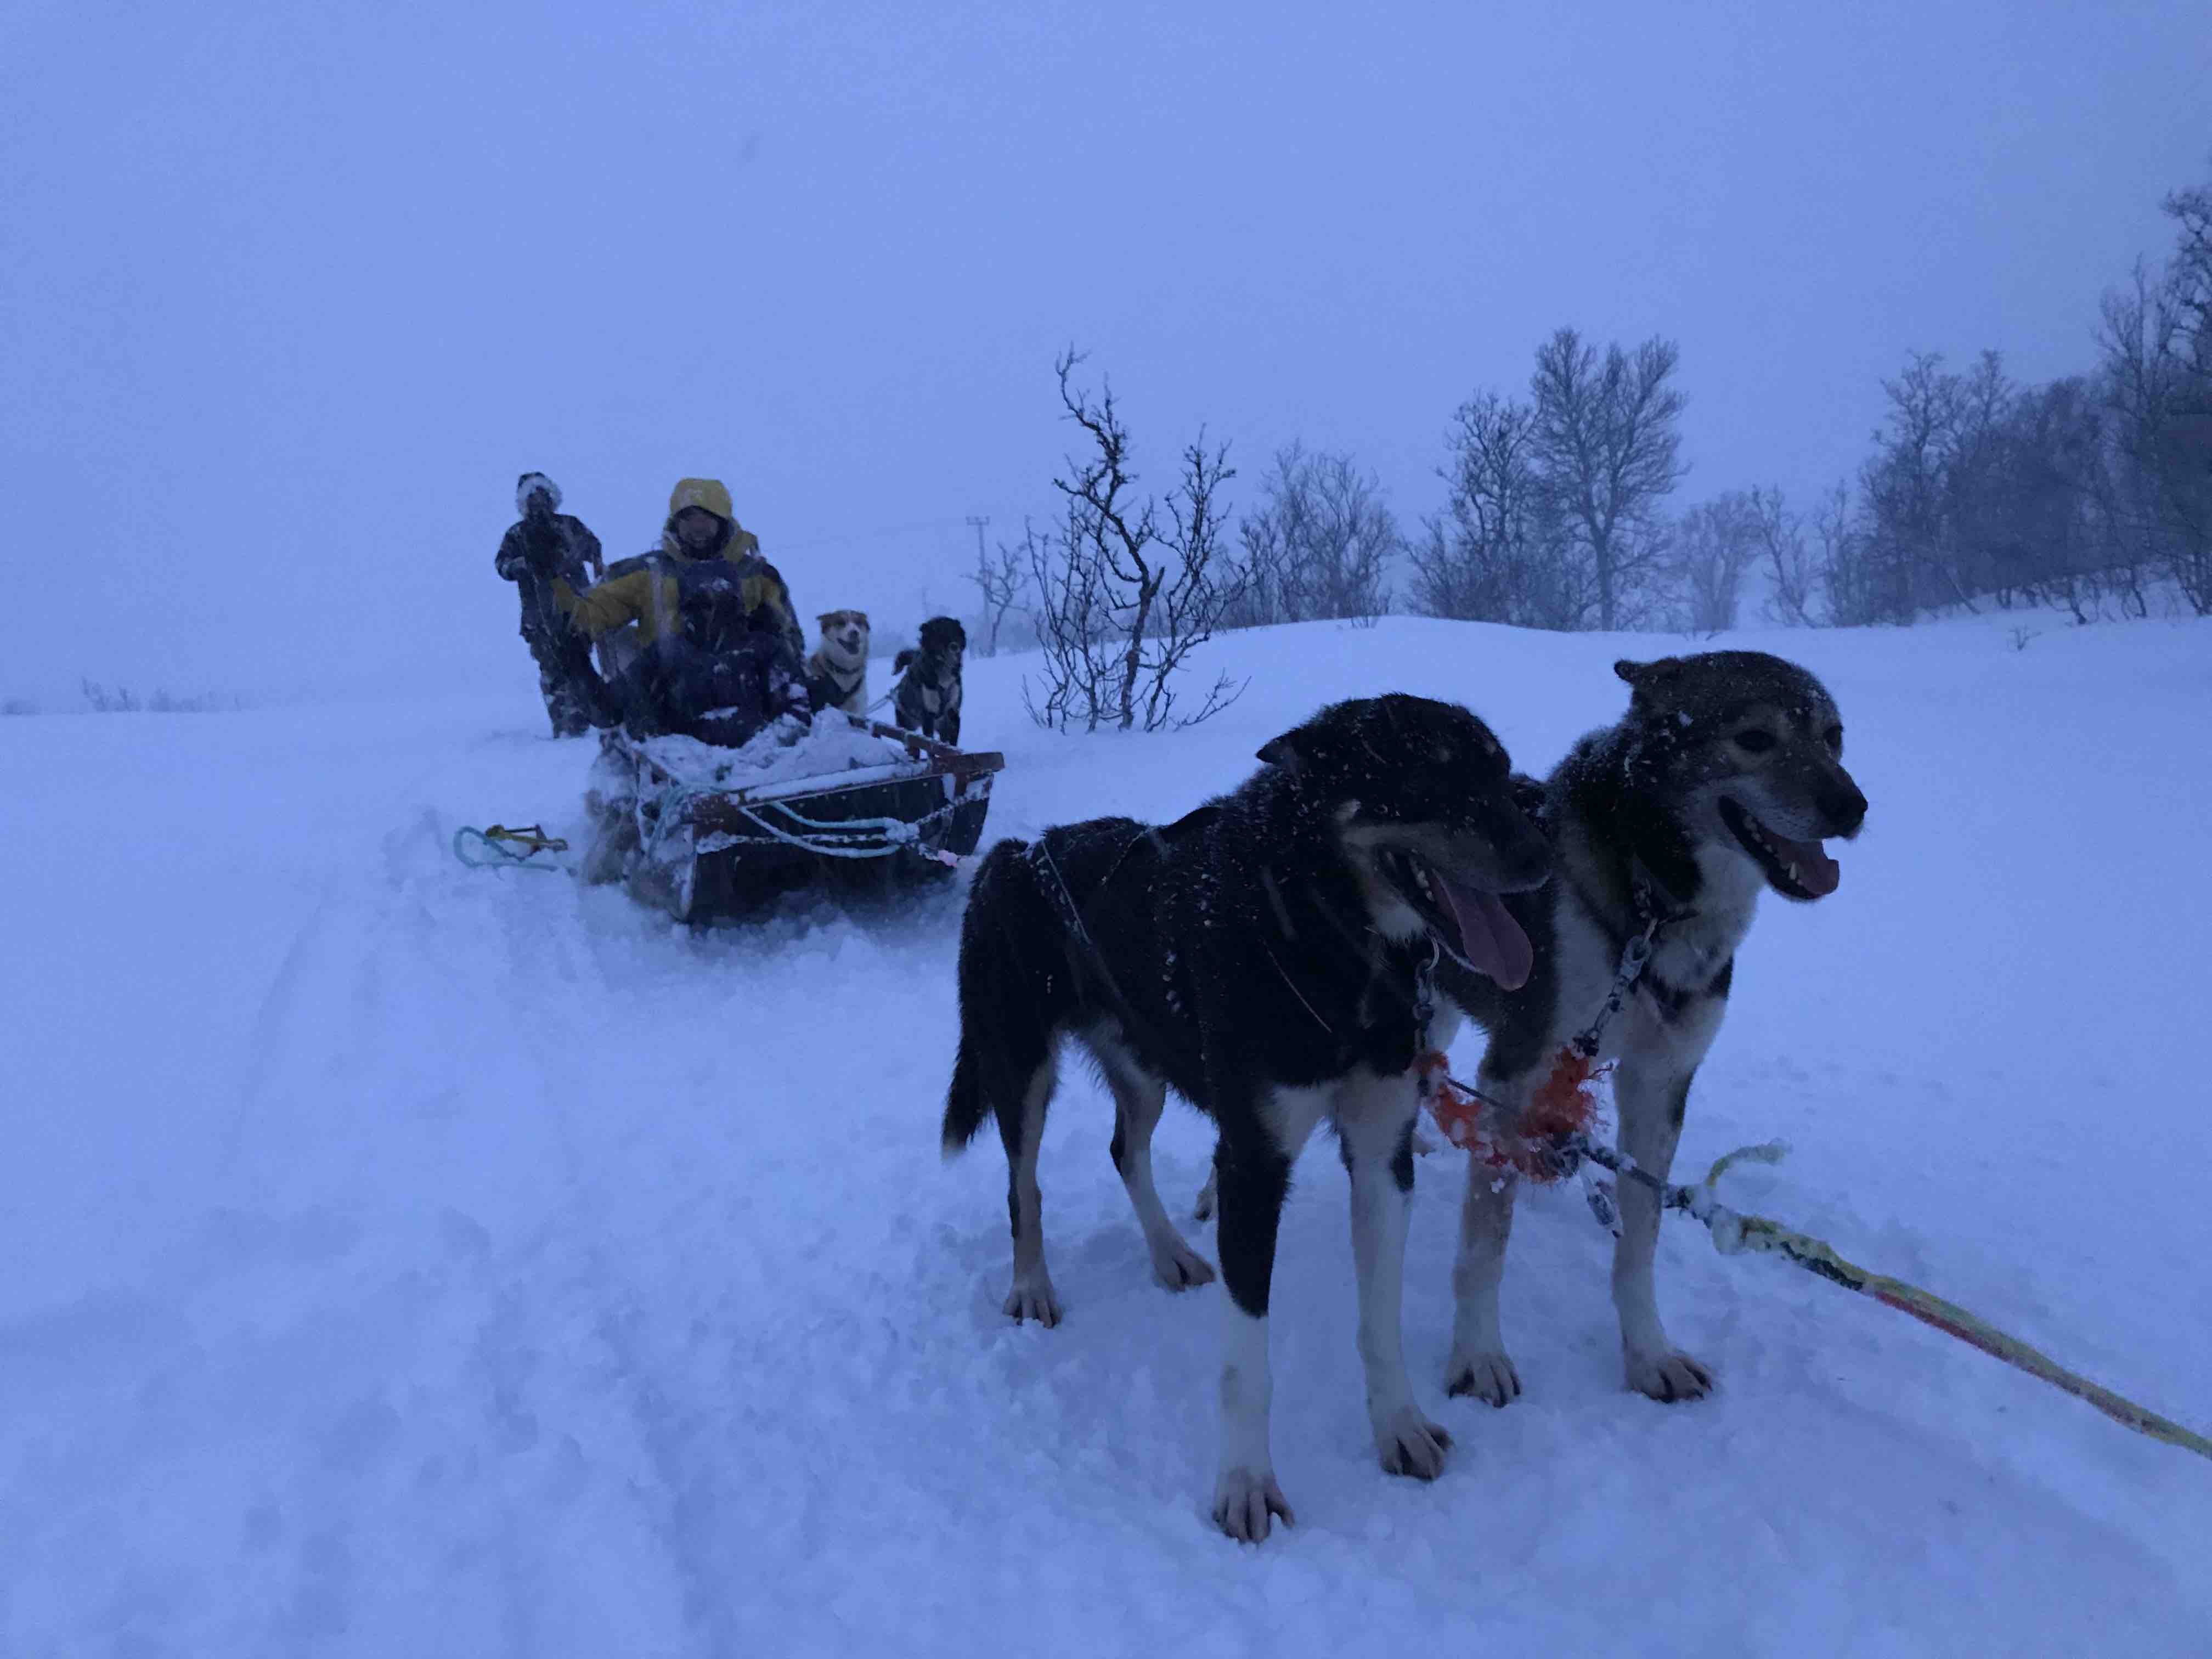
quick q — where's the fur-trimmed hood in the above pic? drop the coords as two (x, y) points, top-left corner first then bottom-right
(516, 472), (561, 514)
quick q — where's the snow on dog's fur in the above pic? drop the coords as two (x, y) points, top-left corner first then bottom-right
(940, 694), (1550, 1541)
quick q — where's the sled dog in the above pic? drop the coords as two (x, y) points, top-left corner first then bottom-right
(804, 609), (872, 715)
(893, 616), (966, 745)
(940, 695), (1549, 1540)
(1432, 652), (1867, 1408)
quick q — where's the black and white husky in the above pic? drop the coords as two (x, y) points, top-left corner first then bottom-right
(893, 616), (966, 745)
(1433, 652), (1867, 1408)
(940, 695), (1550, 1541)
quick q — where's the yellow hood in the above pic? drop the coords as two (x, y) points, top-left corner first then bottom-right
(667, 477), (735, 521)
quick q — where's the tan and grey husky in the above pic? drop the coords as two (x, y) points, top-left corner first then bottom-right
(1433, 651), (1867, 1407)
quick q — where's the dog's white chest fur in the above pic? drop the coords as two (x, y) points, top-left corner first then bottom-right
(806, 630), (871, 715)
(1650, 846), (1760, 989)
(1550, 847), (1763, 1070)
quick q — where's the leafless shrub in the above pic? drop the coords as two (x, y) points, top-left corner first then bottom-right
(1022, 351), (1245, 732)
(1664, 492), (1762, 635)
(80, 680), (250, 713)
(1224, 443), (1395, 628)
(966, 537), (1029, 657)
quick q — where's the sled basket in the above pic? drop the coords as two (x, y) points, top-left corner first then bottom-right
(586, 716), (1003, 922)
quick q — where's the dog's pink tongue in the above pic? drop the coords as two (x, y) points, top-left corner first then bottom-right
(1440, 877), (1534, 991)
(1777, 833), (1842, 897)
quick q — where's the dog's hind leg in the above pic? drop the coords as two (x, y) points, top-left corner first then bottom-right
(1098, 1044), (1216, 1292)
(1445, 1069), (1525, 1407)
(997, 1053), (1063, 1326)
(1611, 1059), (1712, 1402)
(1338, 1076), (1452, 1481)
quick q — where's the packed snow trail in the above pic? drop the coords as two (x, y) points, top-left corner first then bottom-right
(3, 617), (2208, 1654)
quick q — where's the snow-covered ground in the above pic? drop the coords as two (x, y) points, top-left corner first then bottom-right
(4, 613), (2208, 1655)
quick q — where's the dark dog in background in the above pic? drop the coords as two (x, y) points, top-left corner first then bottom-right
(940, 694), (1549, 1541)
(893, 616), (966, 744)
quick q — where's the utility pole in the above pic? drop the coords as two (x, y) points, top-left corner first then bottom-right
(965, 515), (995, 655)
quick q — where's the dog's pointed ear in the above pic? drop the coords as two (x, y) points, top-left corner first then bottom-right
(1615, 657), (1684, 697)
(1256, 731), (1302, 772)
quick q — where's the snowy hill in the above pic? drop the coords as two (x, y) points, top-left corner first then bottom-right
(4, 613), (2209, 1654)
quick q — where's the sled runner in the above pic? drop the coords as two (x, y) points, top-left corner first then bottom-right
(582, 713), (1003, 922)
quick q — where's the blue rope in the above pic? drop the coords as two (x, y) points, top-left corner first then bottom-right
(453, 824), (568, 874)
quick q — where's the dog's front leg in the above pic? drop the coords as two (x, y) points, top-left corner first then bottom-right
(1340, 1077), (1451, 1480)
(1445, 1069), (1524, 1407)
(1210, 1128), (1296, 1542)
(1611, 1058), (1712, 1401)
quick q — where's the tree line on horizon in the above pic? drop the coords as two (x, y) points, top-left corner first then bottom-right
(978, 161), (2210, 724)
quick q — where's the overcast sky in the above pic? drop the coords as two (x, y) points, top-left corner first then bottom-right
(3, 2), (2205, 700)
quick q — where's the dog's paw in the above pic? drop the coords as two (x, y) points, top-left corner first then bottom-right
(1192, 1171), (1218, 1223)
(1626, 1348), (1713, 1403)
(1212, 1466), (1295, 1543)
(1374, 1408), (1453, 1481)
(1002, 1272), (1062, 1328)
(1444, 1350), (1522, 1408)
(1148, 1235), (1217, 1292)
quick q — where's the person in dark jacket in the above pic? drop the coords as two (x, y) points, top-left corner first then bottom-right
(496, 472), (606, 736)
(599, 556), (811, 747)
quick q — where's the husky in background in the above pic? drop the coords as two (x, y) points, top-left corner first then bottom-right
(940, 695), (1549, 1541)
(893, 616), (966, 744)
(1434, 652), (1866, 1408)
(804, 608), (872, 715)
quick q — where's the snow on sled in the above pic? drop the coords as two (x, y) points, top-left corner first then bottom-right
(581, 712), (1004, 922)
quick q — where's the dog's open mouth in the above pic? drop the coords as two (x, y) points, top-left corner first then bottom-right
(1719, 797), (1840, 901)
(1381, 850), (1534, 989)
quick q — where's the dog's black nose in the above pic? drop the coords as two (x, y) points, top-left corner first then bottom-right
(1824, 777), (1868, 838)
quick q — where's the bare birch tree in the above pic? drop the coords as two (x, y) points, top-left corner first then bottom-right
(1665, 492), (1761, 634)
(2099, 178), (2212, 615)
(1814, 480), (1881, 627)
(1528, 328), (1689, 629)
(1410, 391), (1585, 628)
(1751, 486), (1818, 627)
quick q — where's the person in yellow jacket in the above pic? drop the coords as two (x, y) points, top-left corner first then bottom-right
(556, 478), (804, 667)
